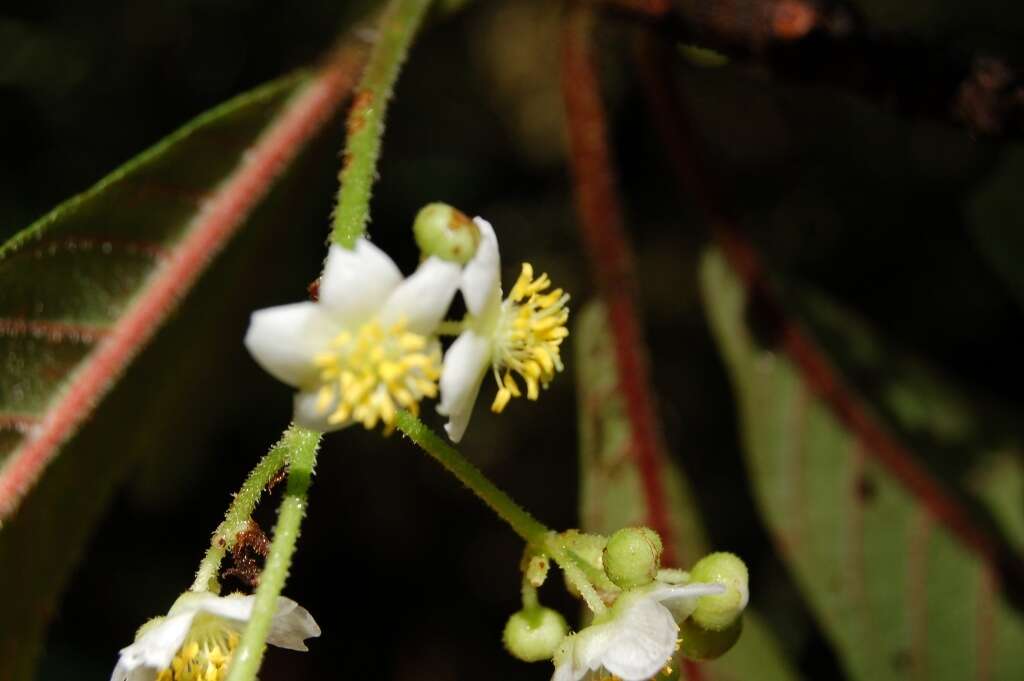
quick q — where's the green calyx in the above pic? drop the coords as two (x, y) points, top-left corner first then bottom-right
(413, 202), (480, 264)
(602, 526), (663, 589)
(503, 607), (568, 662)
(689, 551), (749, 631)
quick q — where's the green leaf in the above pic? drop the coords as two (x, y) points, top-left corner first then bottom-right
(0, 48), (364, 677)
(575, 301), (800, 681)
(700, 248), (1024, 681)
(0, 48), (361, 519)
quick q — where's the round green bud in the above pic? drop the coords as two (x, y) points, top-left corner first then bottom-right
(689, 552), (749, 631)
(413, 202), (480, 264)
(602, 526), (663, 589)
(503, 607), (568, 662)
(678, 615), (743, 660)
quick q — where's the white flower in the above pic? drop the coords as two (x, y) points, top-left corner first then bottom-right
(551, 582), (725, 681)
(111, 591), (319, 681)
(245, 239), (461, 432)
(437, 218), (570, 442)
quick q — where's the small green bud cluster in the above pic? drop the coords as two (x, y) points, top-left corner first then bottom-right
(413, 202), (480, 264)
(503, 607), (568, 662)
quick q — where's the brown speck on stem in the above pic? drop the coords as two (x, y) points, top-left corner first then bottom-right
(347, 90), (375, 136)
(266, 465), (288, 493)
(223, 518), (271, 589)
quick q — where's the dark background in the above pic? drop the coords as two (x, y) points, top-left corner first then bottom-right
(2, 0), (1024, 679)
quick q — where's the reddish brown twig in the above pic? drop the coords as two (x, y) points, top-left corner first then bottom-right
(562, 1), (687, 571)
(633, 33), (1024, 593)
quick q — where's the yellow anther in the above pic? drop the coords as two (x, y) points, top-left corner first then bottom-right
(492, 387), (512, 412)
(158, 620), (240, 681)
(503, 372), (521, 397)
(489, 262), (569, 414)
(310, 318), (439, 431)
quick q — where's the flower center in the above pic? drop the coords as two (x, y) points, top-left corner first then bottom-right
(157, 619), (239, 681)
(491, 263), (569, 413)
(312, 317), (441, 430)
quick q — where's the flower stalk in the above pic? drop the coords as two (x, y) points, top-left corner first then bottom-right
(224, 426), (321, 681)
(191, 432), (295, 593)
(331, 0), (433, 247)
(395, 411), (608, 614)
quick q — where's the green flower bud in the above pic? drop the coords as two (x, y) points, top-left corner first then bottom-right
(558, 530), (618, 596)
(689, 552), (749, 631)
(413, 202), (480, 264)
(503, 607), (568, 662)
(602, 526), (663, 589)
(678, 615), (743, 660)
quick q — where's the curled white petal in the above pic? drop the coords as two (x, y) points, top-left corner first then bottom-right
(267, 597), (322, 651)
(379, 256), (462, 334)
(437, 330), (492, 442)
(650, 582), (726, 623)
(460, 217), (502, 318)
(318, 240), (402, 324)
(244, 302), (339, 388)
(111, 612), (196, 680)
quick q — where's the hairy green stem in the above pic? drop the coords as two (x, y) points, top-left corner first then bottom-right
(395, 412), (607, 613)
(395, 411), (549, 543)
(191, 433), (294, 593)
(225, 426), (320, 681)
(545, 537), (607, 615)
(331, 0), (432, 246)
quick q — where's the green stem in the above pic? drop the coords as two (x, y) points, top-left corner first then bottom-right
(225, 426), (321, 681)
(191, 433), (294, 593)
(544, 537), (607, 615)
(331, 0), (432, 247)
(395, 411), (549, 544)
(395, 411), (607, 613)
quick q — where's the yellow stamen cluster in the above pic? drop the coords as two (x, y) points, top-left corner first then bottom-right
(156, 625), (239, 681)
(313, 317), (441, 430)
(491, 263), (569, 412)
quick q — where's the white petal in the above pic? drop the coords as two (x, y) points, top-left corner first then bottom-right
(551, 636), (589, 681)
(573, 624), (616, 673)
(551, 659), (585, 681)
(437, 331), (492, 442)
(194, 593), (256, 623)
(378, 256), (461, 334)
(319, 240), (402, 324)
(650, 582), (727, 622)
(114, 612), (196, 677)
(600, 597), (679, 681)
(110, 659), (158, 681)
(266, 597), (321, 651)
(245, 302), (340, 388)
(293, 389), (352, 433)
(460, 217), (502, 317)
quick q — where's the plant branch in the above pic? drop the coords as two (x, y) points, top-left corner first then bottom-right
(560, 2), (685, 567)
(331, 0), (432, 247)
(224, 426), (321, 681)
(607, 0), (1024, 137)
